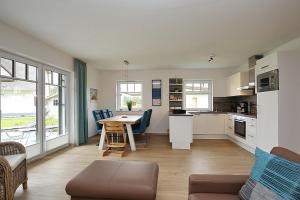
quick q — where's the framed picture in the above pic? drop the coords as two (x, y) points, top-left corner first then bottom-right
(152, 80), (162, 106)
(90, 88), (98, 103)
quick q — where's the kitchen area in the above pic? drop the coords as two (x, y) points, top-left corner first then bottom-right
(169, 52), (300, 154)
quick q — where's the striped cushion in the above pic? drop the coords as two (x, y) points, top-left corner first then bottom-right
(239, 148), (300, 200)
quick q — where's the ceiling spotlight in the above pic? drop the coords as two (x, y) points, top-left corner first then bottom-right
(208, 54), (216, 63)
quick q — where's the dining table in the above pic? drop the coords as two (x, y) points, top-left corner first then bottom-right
(98, 115), (142, 151)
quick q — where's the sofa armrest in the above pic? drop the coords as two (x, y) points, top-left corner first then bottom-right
(0, 142), (26, 156)
(189, 174), (248, 195)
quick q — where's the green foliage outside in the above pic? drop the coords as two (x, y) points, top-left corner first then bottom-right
(1, 116), (58, 128)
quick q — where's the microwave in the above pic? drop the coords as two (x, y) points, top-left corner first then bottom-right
(257, 69), (279, 92)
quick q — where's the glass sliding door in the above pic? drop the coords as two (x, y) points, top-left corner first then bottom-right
(44, 70), (68, 151)
(0, 55), (41, 158)
(0, 50), (70, 159)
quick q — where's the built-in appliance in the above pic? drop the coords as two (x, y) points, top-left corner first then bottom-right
(257, 69), (279, 92)
(234, 118), (246, 138)
(237, 102), (248, 114)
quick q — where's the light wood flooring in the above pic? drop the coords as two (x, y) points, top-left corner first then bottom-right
(14, 135), (254, 200)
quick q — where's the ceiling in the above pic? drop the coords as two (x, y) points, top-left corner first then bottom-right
(0, 0), (300, 70)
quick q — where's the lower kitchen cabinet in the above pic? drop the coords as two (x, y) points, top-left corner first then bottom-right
(193, 114), (225, 135)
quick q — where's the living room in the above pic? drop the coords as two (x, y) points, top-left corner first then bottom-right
(0, 1), (300, 200)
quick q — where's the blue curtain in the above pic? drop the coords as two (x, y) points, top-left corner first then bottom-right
(75, 59), (88, 145)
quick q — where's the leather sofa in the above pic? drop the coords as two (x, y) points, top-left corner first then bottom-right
(188, 147), (300, 200)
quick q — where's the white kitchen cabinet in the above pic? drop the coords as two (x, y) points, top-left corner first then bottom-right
(226, 72), (252, 96)
(169, 115), (193, 149)
(225, 114), (234, 137)
(246, 118), (257, 148)
(257, 91), (278, 152)
(193, 114), (225, 135)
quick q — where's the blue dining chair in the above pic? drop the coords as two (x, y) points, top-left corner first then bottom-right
(102, 109), (110, 118)
(92, 110), (104, 134)
(108, 109), (113, 117)
(146, 109), (152, 127)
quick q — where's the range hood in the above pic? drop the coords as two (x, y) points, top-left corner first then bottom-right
(240, 55), (263, 90)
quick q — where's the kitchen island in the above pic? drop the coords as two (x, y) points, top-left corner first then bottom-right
(169, 112), (193, 149)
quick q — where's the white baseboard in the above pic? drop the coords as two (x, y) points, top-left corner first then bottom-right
(228, 137), (255, 154)
(193, 134), (228, 139)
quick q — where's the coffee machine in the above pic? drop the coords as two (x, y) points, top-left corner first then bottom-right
(237, 102), (248, 114)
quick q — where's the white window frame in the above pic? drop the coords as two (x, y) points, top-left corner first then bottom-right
(183, 79), (213, 111)
(116, 80), (143, 111)
(0, 49), (70, 158)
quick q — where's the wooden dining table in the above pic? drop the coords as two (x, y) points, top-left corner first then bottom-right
(98, 115), (142, 151)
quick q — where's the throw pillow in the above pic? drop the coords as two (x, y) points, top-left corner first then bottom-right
(239, 148), (300, 200)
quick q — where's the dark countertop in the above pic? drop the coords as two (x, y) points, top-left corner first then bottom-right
(169, 111), (257, 118)
(168, 112), (193, 116)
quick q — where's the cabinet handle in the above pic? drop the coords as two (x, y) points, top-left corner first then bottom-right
(261, 65), (269, 69)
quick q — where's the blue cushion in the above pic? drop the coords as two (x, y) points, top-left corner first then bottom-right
(240, 148), (300, 200)
(250, 148), (274, 181)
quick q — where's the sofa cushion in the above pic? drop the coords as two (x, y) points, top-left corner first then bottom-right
(65, 160), (159, 200)
(239, 148), (300, 200)
(4, 153), (26, 170)
(189, 193), (239, 200)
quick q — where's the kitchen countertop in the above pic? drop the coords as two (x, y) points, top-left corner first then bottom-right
(169, 111), (257, 118)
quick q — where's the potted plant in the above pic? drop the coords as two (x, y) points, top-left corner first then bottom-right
(126, 100), (133, 111)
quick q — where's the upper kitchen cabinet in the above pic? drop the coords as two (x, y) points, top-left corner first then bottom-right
(226, 72), (253, 96)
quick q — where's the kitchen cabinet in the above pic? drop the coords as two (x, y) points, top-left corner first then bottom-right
(193, 114), (225, 135)
(246, 117), (257, 148)
(169, 115), (193, 149)
(257, 91), (278, 152)
(226, 113), (257, 153)
(226, 72), (252, 96)
(225, 114), (234, 137)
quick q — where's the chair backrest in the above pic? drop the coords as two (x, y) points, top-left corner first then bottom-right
(102, 109), (110, 118)
(146, 109), (152, 127)
(137, 110), (150, 133)
(108, 109), (113, 117)
(271, 147), (300, 164)
(104, 121), (125, 134)
(92, 110), (104, 133)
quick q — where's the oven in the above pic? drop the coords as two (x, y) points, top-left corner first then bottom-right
(257, 69), (279, 92)
(234, 119), (246, 138)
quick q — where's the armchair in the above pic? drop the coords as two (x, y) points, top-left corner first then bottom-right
(0, 142), (27, 200)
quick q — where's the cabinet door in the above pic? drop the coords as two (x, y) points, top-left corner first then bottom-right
(226, 115), (234, 137)
(257, 91), (278, 152)
(197, 114), (225, 134)
(246, 118), (257, 148)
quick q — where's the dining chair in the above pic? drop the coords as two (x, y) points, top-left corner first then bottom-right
(92, 110), (104, 134)
(102, 109), (110, 119)
(102, 121), (127, 157)
(146, 109), (152, 127)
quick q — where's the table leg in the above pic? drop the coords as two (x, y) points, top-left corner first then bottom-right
(98, 126), (106, 150)
(126, 124), (136, 151)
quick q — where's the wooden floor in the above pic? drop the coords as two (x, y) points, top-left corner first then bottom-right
(14, 135), (254, 200)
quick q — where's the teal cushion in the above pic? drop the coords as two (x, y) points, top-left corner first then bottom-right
(240, 148), (300, 200)
(250, 148), (274, 181)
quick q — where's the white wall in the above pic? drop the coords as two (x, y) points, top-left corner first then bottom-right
(96, 68), (233, 134)
(86, 63), (102, 137)
(278, 51), (300, 154)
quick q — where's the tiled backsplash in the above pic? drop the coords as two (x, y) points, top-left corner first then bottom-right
(213, 95), (257, 115)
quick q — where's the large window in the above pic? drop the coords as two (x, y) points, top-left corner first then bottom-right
(184, 80), (213, 111)
(116, 81), (143, 111)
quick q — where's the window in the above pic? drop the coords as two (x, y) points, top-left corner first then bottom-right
(183, 80), (213, 110)
(116, 81), (143, 111)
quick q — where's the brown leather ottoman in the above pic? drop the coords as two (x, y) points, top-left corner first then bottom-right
(65, 160), (159, 200)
